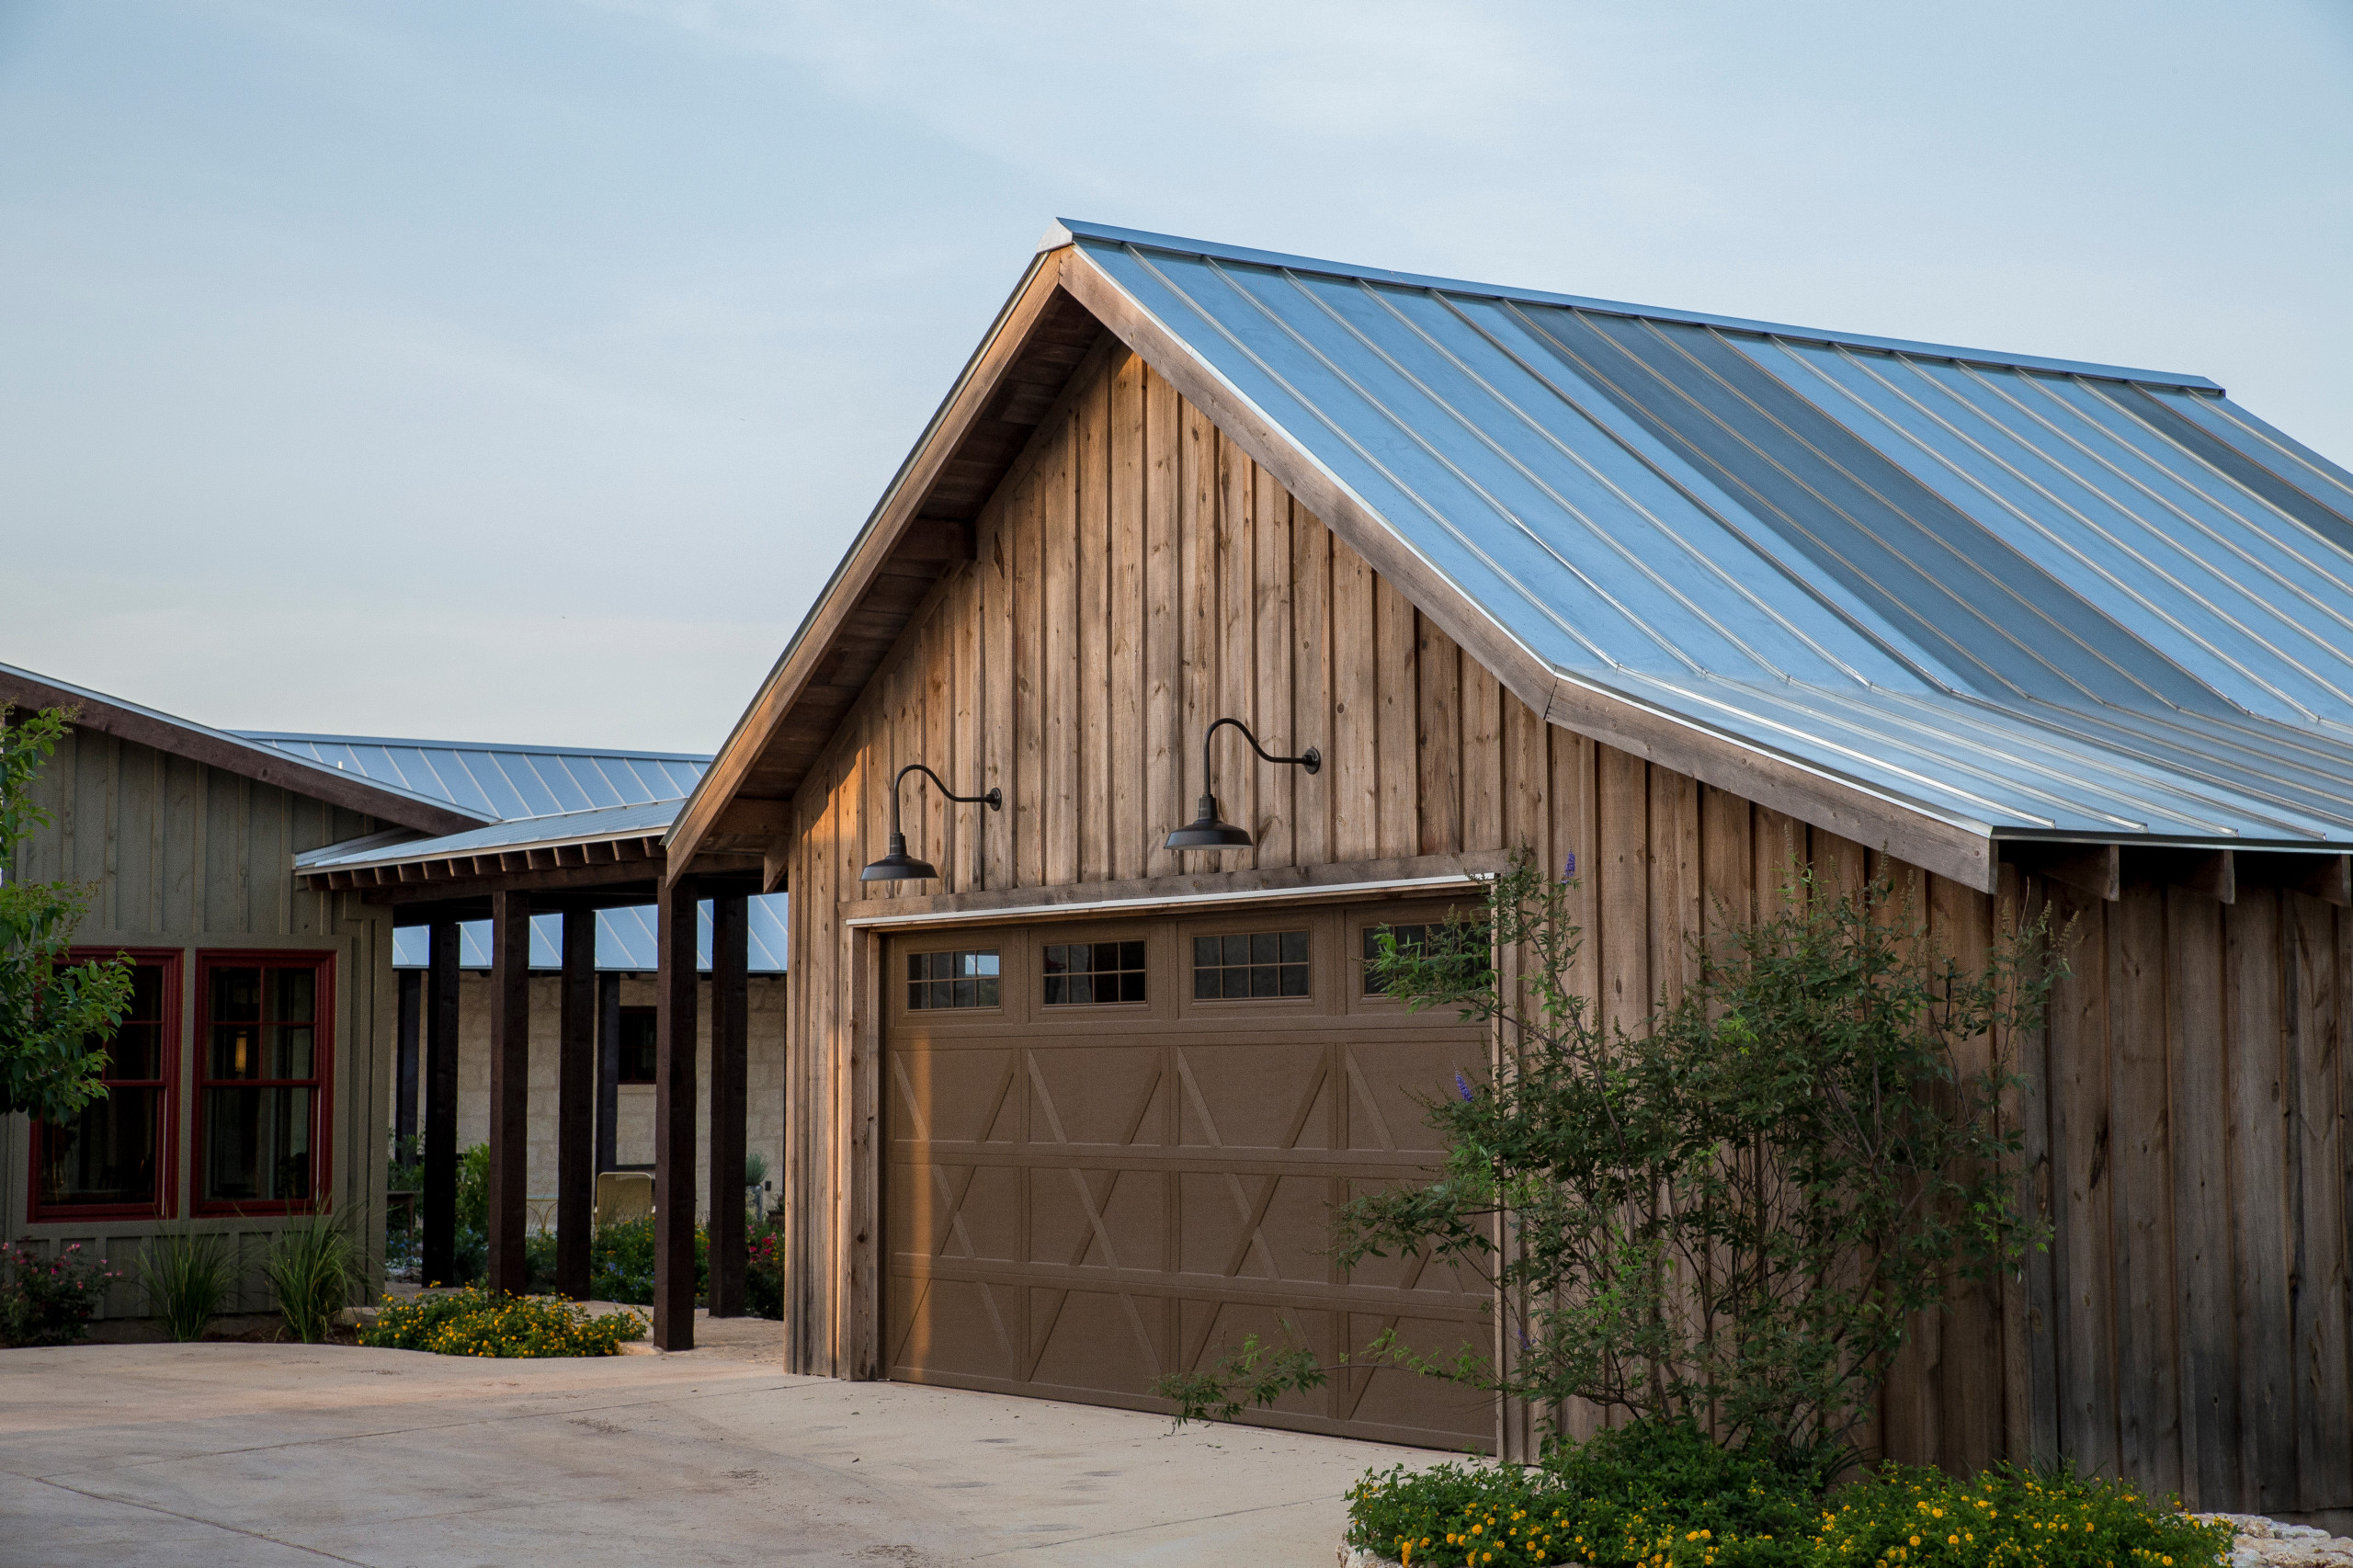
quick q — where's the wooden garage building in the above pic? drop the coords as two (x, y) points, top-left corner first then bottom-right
(665, 222), (2353, 1518)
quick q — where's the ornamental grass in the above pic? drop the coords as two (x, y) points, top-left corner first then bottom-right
(1347, 1420), (2234, 1568)
(359, 1286), (647, 1358)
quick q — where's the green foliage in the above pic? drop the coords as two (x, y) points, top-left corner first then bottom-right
(263, 1211), (353, 1343)
(746, 1210), (784, 1320)
(1, 1240), (125, 1346)
(1345, 1420), (2231, 1568)
(0, 706), (137, 1122)
(454, 1142), (490, 1232)
(138, 1230), (234, 1342)
(1154, 1327), (1328, 1426)
(1336, 849), (2059, 1459)
(386, 1132), (423, 1195)
(745, 1149), (769, 1189)
(360, 1286), (646, 1358)
(585, 1215), (708, 1304)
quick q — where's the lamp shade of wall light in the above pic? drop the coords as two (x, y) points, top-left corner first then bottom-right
(1164, 718), (1320, 853)
(859, 763), (1003, 882)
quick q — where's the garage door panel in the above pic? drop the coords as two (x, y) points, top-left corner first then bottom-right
(889, 908), (1495, 1450)
(891, 1159), (1022, 1262)
(892, 1047), (1021, 1144)
(1176, 1043), (1331, 1149)
(1029, 1166), (1165, 1272)
(1028, 1046), (1166, 1146)
(1028, 1286), (1166, 1394)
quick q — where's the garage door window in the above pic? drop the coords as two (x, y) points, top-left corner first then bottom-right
(1041, 940), (1145, 1006)
(1192, 930), (1309, 999)
(1362, 922), (1490, 994)
(908, 949), (1000, 1010)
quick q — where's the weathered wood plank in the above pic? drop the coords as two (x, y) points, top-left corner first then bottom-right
(1374, 581), (1419, 861)
(1555, 727), (1599, 1006)
(2168, 885), (2240, 1507)
(2285, 893), (2352, 1510)
(1013, 472), (1045, 891)
(1179, 399), (1221, 867)
(1078, 362), (1111, 884)
(1217, 433), (1257, 869)
(1503, 692), (1547, 869)
(1330, 535), (1378, 863)
(2048, 881), (2120, 1479)
(1110, 351), (1146, 882)
(1142, 367), (1183, 879)
(1597, 744), (1649, 1038)
(1935, 873), (2006, 1475)
(1256, 468), (1294, 867)
(1415, 617), (1461, 857)
(2111, 881), (2182, 1498)
(1290, 507), (1334, 867)
(1044, 411), (1080, 887)
(1461, 653), (1502, 857)
(2225, 891), (2296, 1513)
(1650, 766), (1700, 1005)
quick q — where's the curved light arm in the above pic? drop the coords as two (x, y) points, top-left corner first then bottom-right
(889, 762), (1002, 841)
(1200, 717), (1320, 787)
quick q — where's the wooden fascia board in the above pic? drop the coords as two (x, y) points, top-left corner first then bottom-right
(663, 245), (1077, 883)
(0, 669), (484, 837)
(1055, 245), (2000, 894)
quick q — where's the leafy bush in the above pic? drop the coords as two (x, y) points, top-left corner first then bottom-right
(263, 1212), (352, 1343)
(455, 1142), (489, 1233)
(746, 1212), (783, 1320)
(1330, 850), (2059, 1460)
(1, 1240), (124, 1346)
(360, 1286), (647, 1358)
(1344, 1422), (2234, 1568)
(138, 1230), (234, 1342)
(586, 1216), (707, 1305)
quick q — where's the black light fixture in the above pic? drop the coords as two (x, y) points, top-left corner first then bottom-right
(860, 763), (1002, 882)
(1164, 717), (1320, 852)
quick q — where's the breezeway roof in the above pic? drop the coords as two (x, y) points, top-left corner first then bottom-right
(391, 902), (788, 974)
(244, 733), (708, 823)
(1057, 221), (2353, 858)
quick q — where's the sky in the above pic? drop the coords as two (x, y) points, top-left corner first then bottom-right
(3, 0), (2348, 753)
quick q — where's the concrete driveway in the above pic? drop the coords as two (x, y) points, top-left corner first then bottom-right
(0, 1317), (1442, 1566)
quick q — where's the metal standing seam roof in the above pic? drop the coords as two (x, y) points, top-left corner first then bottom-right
(1057, 220), (2353, 853)
(243, 733), (710, 823)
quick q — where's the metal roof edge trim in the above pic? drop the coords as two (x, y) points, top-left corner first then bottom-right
(0, 661), (494, 831)
(240, 731), (715, 764)
(1055, 219), (2222, 393)
(664, 242), (1067, 866)
(843, 871), (1490, 929)
(294, 804), (680, 873)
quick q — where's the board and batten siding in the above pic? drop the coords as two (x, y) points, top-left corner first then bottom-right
(0, 723), (400, 1317)
(780, 340), (2353, 1515)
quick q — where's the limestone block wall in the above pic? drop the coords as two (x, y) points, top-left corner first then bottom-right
(450, 971), (787, 1222)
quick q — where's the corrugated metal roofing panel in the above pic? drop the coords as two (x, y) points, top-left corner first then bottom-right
(1063, 221), (2353, 849)
(293, 799), (682, 872)
(243, 733), (709, 823)
(390, 897), (789, 973)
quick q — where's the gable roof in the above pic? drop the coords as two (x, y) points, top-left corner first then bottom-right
(668, 222), (2353, 893)
(0, 663), (487, 836)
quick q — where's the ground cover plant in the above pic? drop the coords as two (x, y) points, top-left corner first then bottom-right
(138, 1230), (234, 1342)
(360, 1285), (646, 1358)
(1345, 1423), (2233, 1568)
(0, 1240), (124, 1346)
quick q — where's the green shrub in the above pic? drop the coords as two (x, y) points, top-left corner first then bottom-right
(1343, 1420), (2233, 1568)
(455, 1143), (489, 1232)
(263, 1212), (352, 1343)
(587, 1216), (706, 1305)
(360, 1286), (647, 1358)
(1, 1241), (124, 1346)
(746, 1212), (783, 1320)
(138, 1230), (234, 1342)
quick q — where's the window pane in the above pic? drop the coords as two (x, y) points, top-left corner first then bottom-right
(1040, 940), (1145, 1006)
(267, 969), (314, 1023)
(39, 1086), (161, 1208)
(1193, 929), (1311, 1003)
(267, 1025), (313, 1080)
(1279, 963), (1310, 997)
(102, 1020), (163, 1083)
(1280, 930), (1309, 964)
(210, 1024), (262, 1080)
(203, 1085), (314, 1201)
(1251, 932), (1279, 964)
(908, 949), (1000, 1010)
(212, 967), (262, 1023)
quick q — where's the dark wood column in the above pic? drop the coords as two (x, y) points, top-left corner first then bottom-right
(557, 908), (596, 1301)
(596, 972), (620, 1176)
(394, 970), (420, 1150)
(485, 892), (531, 1295)
(422, 919), (460, 1287)
(653, 875), (699, 1350)
(706, 892), (750, 1317)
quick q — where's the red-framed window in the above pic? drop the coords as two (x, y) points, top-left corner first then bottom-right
(193, 951), (334, 1215)
(28, 948), (181, 1222)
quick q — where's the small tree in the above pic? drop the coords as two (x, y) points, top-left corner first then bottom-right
(0, 706), (136, 1122)
(1333, 849), (2057, 1465)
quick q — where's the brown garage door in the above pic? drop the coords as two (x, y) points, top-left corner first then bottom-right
(885, 900), (1494, 1449)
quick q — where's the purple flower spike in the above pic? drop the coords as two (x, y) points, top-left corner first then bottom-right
(1455, 1070), (1475, 1103)
(1562, 851), (1577, 881)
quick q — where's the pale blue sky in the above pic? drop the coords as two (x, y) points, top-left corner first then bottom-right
(5, 1), (2348, 751)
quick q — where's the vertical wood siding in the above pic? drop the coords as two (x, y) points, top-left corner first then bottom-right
(0, 726), (398, 1314)
(781, 347), (2353, 1513)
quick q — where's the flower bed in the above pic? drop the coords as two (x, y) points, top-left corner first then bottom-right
(358, 1287), (647, 1358)
(1345, 1422), (2234, 1568)
(1, 1242), (125, 1347)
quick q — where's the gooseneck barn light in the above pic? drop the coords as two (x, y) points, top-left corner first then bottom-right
(1164, 718), (1321, 852)
(859, 763), (1003, 883)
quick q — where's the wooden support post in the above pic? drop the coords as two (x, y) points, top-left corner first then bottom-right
(707, 892), (750, 1318)
(654, 876), (699, 1350)
(557, 908), (596, 1301)
(422, 918), (460, 1287)
(485, 891), (532, 1296)
(394, 969), (420, 1150)
(596, 971), (620, 1177)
